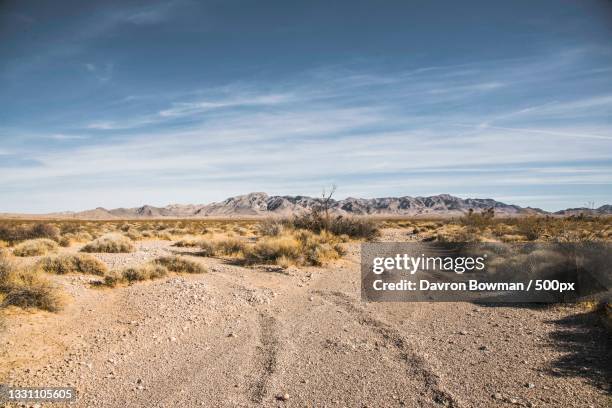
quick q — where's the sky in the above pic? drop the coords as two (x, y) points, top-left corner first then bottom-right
(1, 0), (611, 213)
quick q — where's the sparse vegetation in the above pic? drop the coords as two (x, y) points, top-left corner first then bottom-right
(81, 234), (135, 253)
(289, 213), (379, 240)
(155, 255), (207, 274)
(122, 264), (169, 282)
(13, 238), (59, 257)
(0, 252), (62, 311)
(214, 237), (246, 256)
(242, 229), (344, 267)
(39, 254), (108, 276)
(0, 222), (60, 244)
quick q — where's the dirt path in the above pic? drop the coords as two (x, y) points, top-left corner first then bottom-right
(1, 234), (610, 407)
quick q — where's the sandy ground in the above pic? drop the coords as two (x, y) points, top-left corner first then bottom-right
(0, 229), (610, 407)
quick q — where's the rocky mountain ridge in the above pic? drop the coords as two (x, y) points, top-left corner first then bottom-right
(11, 192), (608, 219)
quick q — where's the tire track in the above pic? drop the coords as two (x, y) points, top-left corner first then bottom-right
(314, 290), (460, 407)
(250, 313), (279, 404)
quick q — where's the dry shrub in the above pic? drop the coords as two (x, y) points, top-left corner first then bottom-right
(13, 238), (59, 257)
(124, 229), (143, 241)
(514, 217), (547, 241)
(243, 230), (344, 267)
(81, 234), (135, 253)
(215, 238), (246, 256)
(0, 253), (62, 312)
(290, 213), (379, 240)
(173, 238), (202, 247)
(0, 223), (60, 244)
(39, 254), (108, 276)
(197, 241), (216, 257)
(122, 264), (168, 282)
(154, 231), (173, 240)
(101, 270), (124, 287)
(155, 256), (207, 274)
(257, 218), (285, 236)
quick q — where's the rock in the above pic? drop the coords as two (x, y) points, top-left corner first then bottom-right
(492, 393), (503, 400)
(525, 382), (535, 389)
(228, 333), (237, 338)
(459, 330), (468, 335)
(276, 393), (290, 401)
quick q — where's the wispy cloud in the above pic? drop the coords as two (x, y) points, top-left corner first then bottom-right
(3, 48), (612, 212)
(83, 62), (114, 82)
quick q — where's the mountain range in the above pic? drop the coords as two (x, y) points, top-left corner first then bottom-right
(6, 193), (610, 219)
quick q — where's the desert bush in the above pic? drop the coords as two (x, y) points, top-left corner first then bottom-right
(0, 253), (62, 311)
(246, 235), (302, 264)
(155, 256), (207, 274)
(257, 218), (286, 236)
(328, 217), (379, 240)
(154, 231), (173, 240)
(39, 254), (108, 276)
(13, 238), (59, 257)
(173, 238), (202, 247)
(289, 213), (379, 240)
(122, 264), (168, 282)
(101, 270), (124, 287)
(81, 234), (135, 253)
(215, 238), (246, 256)
(514, 217), (547, 241)
(197, 241), (216, 257)
(243, 230), (344, 267)
(60, 231), (94, 247)
(0, 223), (60, 244)
(124, 229), (143, 241)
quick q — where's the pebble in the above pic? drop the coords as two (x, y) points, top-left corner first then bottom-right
(276, 393), (290, 401)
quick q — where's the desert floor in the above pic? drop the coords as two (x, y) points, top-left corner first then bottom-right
(1, 228), (610, 408)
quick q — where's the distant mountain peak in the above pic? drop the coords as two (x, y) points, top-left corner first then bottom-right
(17, 193), (609, 219)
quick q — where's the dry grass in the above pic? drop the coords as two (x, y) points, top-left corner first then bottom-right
(154, 255), (207, 274)
(122, 264), (169, 282)
(0, 222), (60, 244)
(381, 215), (612, 243)
(13, 238), (59, 257)
(214, 237), (246, 256)
(242, 229), (344, 267)
(39, 254), (108, 276)
(287, 214), (380, 240)
(173, 237), (204, 247)
(81, 234), (135, 253)
(0, 252), (63, 311)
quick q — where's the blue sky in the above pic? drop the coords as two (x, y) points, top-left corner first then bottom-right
(1, 0), (611, 213)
